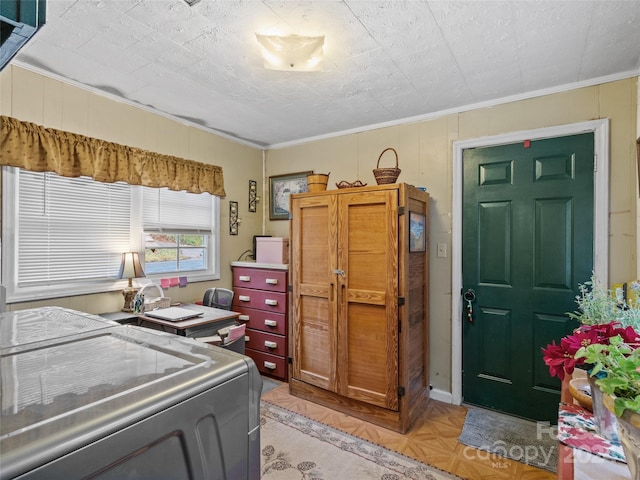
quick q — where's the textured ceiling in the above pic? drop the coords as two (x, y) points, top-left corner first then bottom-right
(11, 0), (640, 148)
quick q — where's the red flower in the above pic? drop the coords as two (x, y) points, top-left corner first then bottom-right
(562, 328), (600, 355)
(542, 321), (640, 380)
(542, 340), (578, 380)
(615, 325), (640, 344)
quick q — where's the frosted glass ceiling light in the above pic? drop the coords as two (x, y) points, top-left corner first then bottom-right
(255, 34), (324, 72)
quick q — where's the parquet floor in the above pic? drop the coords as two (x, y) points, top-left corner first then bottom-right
(261, 382), (557, 480)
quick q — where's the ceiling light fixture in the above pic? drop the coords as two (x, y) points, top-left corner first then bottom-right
(183, 0), (201, 6)
(255, 34), (324, 72)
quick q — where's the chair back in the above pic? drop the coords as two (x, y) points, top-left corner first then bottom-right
(213, 288), (234, 310)
(202, 288), (216, 307)
(202, 287), (234, 310)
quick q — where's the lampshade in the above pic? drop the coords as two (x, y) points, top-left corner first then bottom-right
(255, 34), (324, 72)
(118, 252), (145, 282)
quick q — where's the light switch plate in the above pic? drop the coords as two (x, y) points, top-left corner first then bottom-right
(437, 243), (447, 258)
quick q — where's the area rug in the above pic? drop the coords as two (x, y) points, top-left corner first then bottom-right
(260, 401), (462, 479)
(457, 406), (558, 473)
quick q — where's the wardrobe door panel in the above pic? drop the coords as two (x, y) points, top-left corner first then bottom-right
(291, 195), (338, 391)
(337, 190), (399, 409)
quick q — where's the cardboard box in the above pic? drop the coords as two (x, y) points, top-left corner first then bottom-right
(256, 237), (289, 264)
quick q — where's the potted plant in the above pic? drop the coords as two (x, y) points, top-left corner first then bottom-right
(577, 335), (640, 478)
(542, 275), (640, 441)
(542, 274), (640, 380)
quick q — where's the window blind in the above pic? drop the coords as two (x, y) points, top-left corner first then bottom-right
(142, 187), (214, 234)
(17, 170), (131, 286)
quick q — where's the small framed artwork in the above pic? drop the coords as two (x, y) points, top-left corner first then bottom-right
(409, 212), (426, 252)
(229, 201), (238, 235)
(269, 171), (312, 220)
(248, 180), (257, 212)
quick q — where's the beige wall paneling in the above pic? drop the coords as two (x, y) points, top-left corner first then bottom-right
(120, 104), (153, 150)
(601, 80), (637, 283)
(0, 66), (12, 115)
(142, 113), (191, 158)
(60, 81), (90, 135)
(42, 75), (63, 128)
(419, 116), (455, 392)
(86, 93), (123, 143)
(11, 67), (45, 123)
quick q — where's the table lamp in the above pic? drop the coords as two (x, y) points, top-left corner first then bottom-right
(118, 252), (146, 312)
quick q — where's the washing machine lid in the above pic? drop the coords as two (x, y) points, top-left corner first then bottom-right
(0, 306), (118, 354)
(0, 308), (252, 474)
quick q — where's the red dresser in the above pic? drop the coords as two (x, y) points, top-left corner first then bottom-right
(231, 262), (289, 381)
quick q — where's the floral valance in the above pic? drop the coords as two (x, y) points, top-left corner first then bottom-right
(0, 115), (225, 196)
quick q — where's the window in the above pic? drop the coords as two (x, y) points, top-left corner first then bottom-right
(144, 234), (207, 275)
(142, 186), (216, 275)
(2, 167), (220, 303)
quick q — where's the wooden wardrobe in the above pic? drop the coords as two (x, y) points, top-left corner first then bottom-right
(289, 183), (430, 433)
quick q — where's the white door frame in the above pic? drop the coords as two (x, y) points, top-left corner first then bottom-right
(451, 119), (610, 406)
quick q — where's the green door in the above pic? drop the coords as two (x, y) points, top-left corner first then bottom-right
(462, 133), (594, 422)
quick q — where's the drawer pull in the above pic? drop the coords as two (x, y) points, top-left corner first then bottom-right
(264, 319), (278, 327)
(265, 299), (278, 306)
(264, 340), (278, 349)
(264, 361), (277, 370)
(238, 314), (250, 321)
(239, 295), (251, 302)
(239, 275), (251, 282)
(245, 335), (250, 342)
(265, 278), (278, 285)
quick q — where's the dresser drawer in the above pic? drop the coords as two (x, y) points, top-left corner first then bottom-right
(233, 267), (287, 292)
(246, 329), (287, 356)
(234, 306), (286, 335)
(246, 349), (287, 379)
(233, 287), (287, 314)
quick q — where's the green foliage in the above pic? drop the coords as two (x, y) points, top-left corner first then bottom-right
(568, 274), (640, 330)
(577, 335), (640, 417)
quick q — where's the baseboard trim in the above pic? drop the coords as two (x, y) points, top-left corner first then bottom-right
(430, 388), (455, 404)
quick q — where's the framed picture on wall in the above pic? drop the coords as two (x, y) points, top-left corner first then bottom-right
(269, 171), (312, 220)
(409, 212), (426, 252)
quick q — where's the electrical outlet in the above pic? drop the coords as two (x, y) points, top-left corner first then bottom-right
(437, 243), (447, 258)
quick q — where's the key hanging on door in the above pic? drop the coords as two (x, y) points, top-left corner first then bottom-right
(463, 289), (476, 323)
